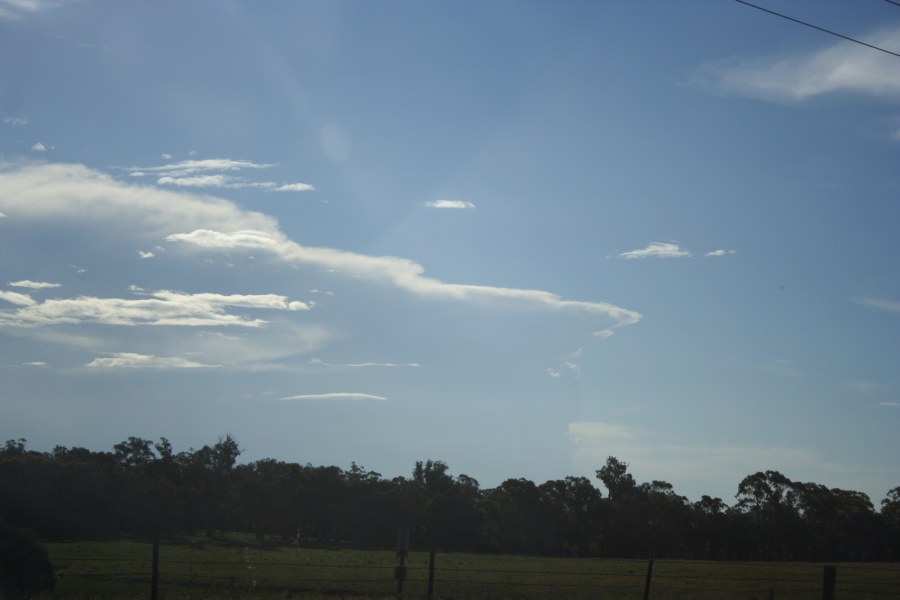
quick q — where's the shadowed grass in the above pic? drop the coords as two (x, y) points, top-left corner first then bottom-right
(39, 536), (900, 599)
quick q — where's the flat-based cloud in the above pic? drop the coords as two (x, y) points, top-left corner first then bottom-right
(425, 199), (476, 209)
(619, 242), (691, 259)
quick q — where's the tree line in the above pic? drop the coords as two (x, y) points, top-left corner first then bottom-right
(1, 436), (898, 561)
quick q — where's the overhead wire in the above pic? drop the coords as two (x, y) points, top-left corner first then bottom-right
(735, 0), (900, 58)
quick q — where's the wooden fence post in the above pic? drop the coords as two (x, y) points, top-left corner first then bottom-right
(150, 539), (159, 600)
(395, 527), (409, 599)
(427, 549), (436, 600)
(822, 565), (836, 600)
(642, 559), (654, 600)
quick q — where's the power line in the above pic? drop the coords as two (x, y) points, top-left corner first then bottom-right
(884, 0), (900, 8)
(735, 0), (900, 59)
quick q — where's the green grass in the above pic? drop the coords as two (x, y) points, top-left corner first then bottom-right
(39, 536), (900, 599)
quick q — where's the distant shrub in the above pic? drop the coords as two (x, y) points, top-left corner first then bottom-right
(0, 522), (55, 599)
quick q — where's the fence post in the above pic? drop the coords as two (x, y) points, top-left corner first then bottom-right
(427, 549), (435, 600)
(150, 539), (159, 600)
(395, 527), (409, 599)
(642, 559), (654, 600)
(822, 565), (836, 600)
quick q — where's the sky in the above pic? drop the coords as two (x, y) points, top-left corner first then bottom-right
(1, 0), (898, 505)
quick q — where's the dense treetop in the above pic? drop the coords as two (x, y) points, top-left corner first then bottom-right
(1, 437), (898, 562)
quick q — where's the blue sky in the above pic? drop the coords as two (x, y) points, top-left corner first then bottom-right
(1, 0), (898, 504)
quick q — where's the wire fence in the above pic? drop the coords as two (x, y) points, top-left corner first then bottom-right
(48, 541), (900, 600)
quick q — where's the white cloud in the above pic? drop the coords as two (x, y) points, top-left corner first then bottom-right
(280, 392), (387, 401)
(0, 0), (70, 19)
(309, 357), (421, 368)
(425, 199), (476, 209)
(0, 162), (640, 334)
(137, 250), (155, 259)
(161, 153), (173, 160)
(0, 290), (308, 328)
(0, 212), (6, 218)
(619, 242), (691, 259)
(22, 361), (47, 366)
(132, 158), (275, 176)
(0, 162), (280, 238)
(853, 297), (900, 314)
(86, 352), (219, 369)
(694, 26), (900, 102)
(705, 249), (736, 257)
(9, 280), (61, 289)
(0, 290), (36, 306)
(31, 142), (47, 152)
(592, 329), (614, 339)
(167, 229), (641, 331)
(547, 368), (561, 379)
(3, 117), (27, 127)
(273, 182), (315, 192)
(127, 158), (315, 193)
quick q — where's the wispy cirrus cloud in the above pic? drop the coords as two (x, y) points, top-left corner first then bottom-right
(693, 25), (900, 102)
(853, 297), (900, 314)
(309, 357), (421, 368)
(619, 242), (691, 259)
(705, 249), (736, 257)
(127, 158), (315, 192)
(86, 352), (219, 369)
(3, 117), (27, 127)
(280, 392), (387, 401)
(425, 199), (476, 209)
(9, 280), (61, 290)
(0, 290), (309, 328)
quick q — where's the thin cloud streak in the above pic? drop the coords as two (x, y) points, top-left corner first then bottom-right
(128, 158), (314, 193)
(9, 280), (61, 289)
(280, 392), (387, 401)
(168, 229), (641, 331)
(86, 352), (220, 369)
(309, 358), (421, 368)
(0, 290), (309, 328)
(853, 297), (900, 314)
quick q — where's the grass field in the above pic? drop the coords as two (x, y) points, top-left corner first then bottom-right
(39, 535), (900, 599)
